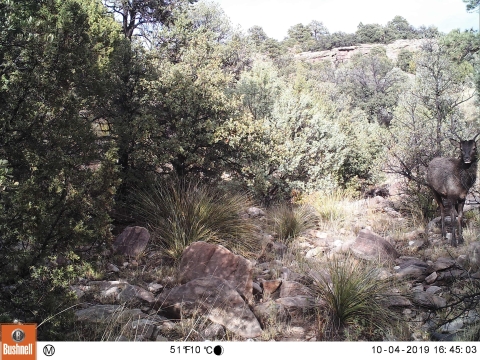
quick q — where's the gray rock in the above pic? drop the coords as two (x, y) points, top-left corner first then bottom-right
(75, 305), (149, 324)
(394, 265), (428, 280)
(383, 295), (412, 308)
(130, 319), (156, 339)
(279, 281), (312, 298)
(412, 292), (446, 309)
(253, 300), (289, 326)
(432, 258), (456, 272)
(350, 229), (399, 262)
(247, 207), (266, 217)
(202, 323), (226, 340)
(117, 284), (155, 304)
(154, 277), (262, 338)
(113, 226), (150, 257)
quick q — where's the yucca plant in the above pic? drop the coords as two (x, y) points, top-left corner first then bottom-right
(268, 203), (318, 243)
(132, 179), (258, 262)
(312, 256), (396, 335)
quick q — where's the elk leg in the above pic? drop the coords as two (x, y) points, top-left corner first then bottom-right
(450, 201), (457, 247)
(457, 200), (465, 245)
(432, 190), (446, 238)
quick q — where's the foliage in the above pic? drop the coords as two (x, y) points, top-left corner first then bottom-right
(339, 48), (406, 124)
(312, 256), (397, 332)
(268, 203), (318, 243)
(132, 178), (258, 262)
(384, 41), (476, 220)
(396, 49), (416, 73)
(0, 0), (119, 339)
(103, 0), (197, 39)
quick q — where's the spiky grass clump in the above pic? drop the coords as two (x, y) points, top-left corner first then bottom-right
(312, 256), (397, 337)
(133, 179), (257, 262)
(304, 190), (354, 226)
(268, 203), (318, 243)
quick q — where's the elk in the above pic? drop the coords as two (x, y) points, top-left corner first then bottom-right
(427, 134), (480, 246)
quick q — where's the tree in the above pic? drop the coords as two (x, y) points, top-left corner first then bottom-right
(103, 0), (196, 40)
(309, 20), (329, 41)
(285, 23), (315, 51)
(339, 48), (405, 124)
(386, 15), (416, 41)
(247, 25), (268, 47)
(463, 0), (480, 30)
(356, 22), (387, 44)
(385, 40), (475, 205)
(0, 0), (119, 339)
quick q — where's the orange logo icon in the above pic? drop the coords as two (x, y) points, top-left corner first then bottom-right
(0, 323), (36, 360)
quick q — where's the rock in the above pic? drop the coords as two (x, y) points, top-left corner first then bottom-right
(435, 269), (469, 284)
(425, 286), (442, 294)
(75, 305), (149, 324)
(246, 207), (266, 217)
(272, 242), (288, 256)
(296, 39), (426, 65)
(179, 241), (253, 299)
(148, 283), (164, 293)
(383, 295), (412, 308)
(117, 284), (155, 304)
(394, 265), (428, 280)
(425, 272), (438, 284)
(350, 229), (399, 262)
(130, 319), (156, 339)
(279, 281), (312, 298)
(154, 277), (262, 338)
(412, 292), (446, 309)
(252, 282), (262, 296)
(107, 263), (120, 272)
(432, 258), (456, 272)
(113, 226), (150, 257)
(305, 247), (324, 259)
(275, 296), (319, 321)
(202, 323), (226, 340)
(70, 285), (85, 299)
(467, 242), (480, 267)
(261, 279), (282, 295)
(253, 301), (289, 326)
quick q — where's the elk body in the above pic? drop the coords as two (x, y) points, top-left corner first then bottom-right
(427, 135), (480, 246)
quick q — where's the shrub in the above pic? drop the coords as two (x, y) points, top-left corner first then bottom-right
(268, 203), (318, 243)
(132, 179), (258, 261)
(311, 256), (397, 335)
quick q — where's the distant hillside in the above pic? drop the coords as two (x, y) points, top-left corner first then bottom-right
(295, 39), (426, 65)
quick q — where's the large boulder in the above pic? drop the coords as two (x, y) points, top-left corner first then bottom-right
(153, 277), (262, 339)
(350, 229), (399, 262)
(178, 241), (254, 299)
(113, 226), (150, 257)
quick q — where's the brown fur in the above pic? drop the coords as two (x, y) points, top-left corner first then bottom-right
(427, 136), (479, 246)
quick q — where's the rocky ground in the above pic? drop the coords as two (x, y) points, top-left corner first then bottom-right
(71, 189), (480, 342)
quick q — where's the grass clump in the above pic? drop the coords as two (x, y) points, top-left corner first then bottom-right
(304, 190), (355, 227)
(132, 178), (257, 262)
(268, 203), (318, 243)
(312, 255), (397, 339)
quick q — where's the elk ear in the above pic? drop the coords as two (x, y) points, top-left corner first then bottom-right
(449, 138), (460, 147)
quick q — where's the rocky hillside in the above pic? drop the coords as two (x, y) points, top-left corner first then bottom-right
(295, 39), (426, 65)
(71, 185), (480, 342)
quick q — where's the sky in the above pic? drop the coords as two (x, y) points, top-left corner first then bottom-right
(211, 0), (479, 40)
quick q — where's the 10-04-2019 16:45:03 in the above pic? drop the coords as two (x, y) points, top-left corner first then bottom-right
(372, 345), (477, 354)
